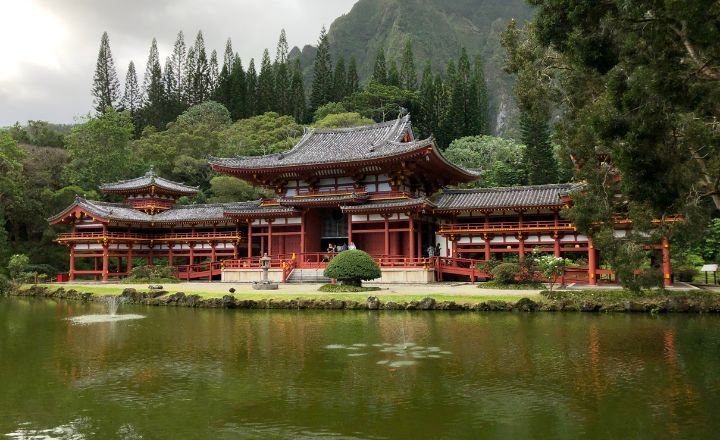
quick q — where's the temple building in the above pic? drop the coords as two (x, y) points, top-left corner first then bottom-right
(49, 115), (673, 285)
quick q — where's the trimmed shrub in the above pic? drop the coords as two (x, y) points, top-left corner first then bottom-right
(675, 265), (699, 282)
(323, 250), (381, 286)
(491, 263), (521, 284)
(126, 265), (178, 282)
(24, 264), (59, 278)
(8, 254), (29, 280)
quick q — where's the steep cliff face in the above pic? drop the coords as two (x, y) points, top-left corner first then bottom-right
(292, 0), (533, 136)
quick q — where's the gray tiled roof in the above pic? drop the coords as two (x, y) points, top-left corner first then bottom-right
(434, 184), (576, 211)
(210, 115), (425, 169)
(48, 197), (267, 224)
(278, 193), (369, 206)
(100, 170), (199, 195)
(341, 197), (434, 213)
(223, 202), (300, 216)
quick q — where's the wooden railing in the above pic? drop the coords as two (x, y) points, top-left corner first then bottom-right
(439, 220), (575, 234)
(56, 231), (242, 242)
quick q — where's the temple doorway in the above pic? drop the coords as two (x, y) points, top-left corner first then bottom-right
(320, 208), (348, 251)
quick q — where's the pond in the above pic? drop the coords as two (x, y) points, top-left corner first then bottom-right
(1, 298), (719, 439)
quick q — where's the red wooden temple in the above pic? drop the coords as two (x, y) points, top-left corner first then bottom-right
(49, 115), (673, 285)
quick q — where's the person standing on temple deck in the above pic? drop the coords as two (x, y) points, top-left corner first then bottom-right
(348, 242), (357, 250)
(427, 245), (435, 257)
(435, 243), (441, 258)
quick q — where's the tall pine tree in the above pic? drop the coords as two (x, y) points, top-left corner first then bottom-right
(121, 61), (141, 114)
(170, 31), (187, 105)
(387, 60), (400, 87)
(371, 48), (387, 84)
(141, 38), (166, 129)
(246, 58), (258, 116)
(332, 56), (347, 101)
(257, 48), (275, 113)
(215, 39), (235, 112)
(274, 29), (291, 115)
(191, 31), (211, 104)
(521, 112), (557, 184)
(229, 54), (248, 120)
(473, 54), (490, 134)
(400, 39), (418, 90)
(209, 49), (219, 94)
(310, 27), (333, 112)
(444, 49), (481, 142)
(346, 57), (360, 95)
(290, 59), (307, 123)
(184, 46), (197, 104)
(91, 31), (121, 113)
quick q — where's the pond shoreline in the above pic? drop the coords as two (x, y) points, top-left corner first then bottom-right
(6, 285), (720, 313)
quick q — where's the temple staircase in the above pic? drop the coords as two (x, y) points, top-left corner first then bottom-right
(286, 268), (331, 284)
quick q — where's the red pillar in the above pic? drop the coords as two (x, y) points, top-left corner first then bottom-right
(300, 213), (306, 256)
(347, 214), (353, 246)
(102, 244), (109, 282)
(247, 223), (253, 258)
(554, 235), (561, 257)
(127, 244), (133, 274)
(484, 234), (491, 261)
(267, 220), (273, 256)
(518, 212), (525, 262)
(662, 237), (672, 287)
(384, 216), (390, 255)
(210, 243), (217, 263)
(69, 246), (75, 281)
(588, 238), (597, 285)
(189, 244), (195, 266)
(408, 215), (415, 260)
(416, 221), (422, 258)
(168, 245), (174, 267)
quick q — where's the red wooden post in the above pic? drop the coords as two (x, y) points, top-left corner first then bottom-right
(408, 215), (415, 260)
(247, 223), (253, 258)
(384, 216), (390, 255)
(267, 220), (273, 256)
(300, 212), (306, 257)
(102, 244), (109, 282)
(347, 213), (353, 245)
(69, 246), (75, 281)
(662, 237), (672, 287)
(484, 234), (491, 261)
(127, 243), (133, 275)
(588, 238), (597, 285)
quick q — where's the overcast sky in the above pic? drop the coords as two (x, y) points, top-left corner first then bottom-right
(0, 0), (358, 127)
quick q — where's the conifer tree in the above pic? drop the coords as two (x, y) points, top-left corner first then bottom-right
(418, 61), (437, 139)
(229, 55), (247, 120)
(209, 49), (219, 93)
(400, 39), (418, 90)
(433, 71), (450, 149)
(257, 48), (275, 113)
(163, 57), (176, 104)
(444, 49), (480, 141)
(346, 57), (360, 95)
(246, 58), (258, 116)
(473, 54), (490, 134)
(215, 39), (235, 112)
(290, 59), (307, 123)
(121, 61), (141, 114)
(141, 38), (166, 129)
(274, 30), (291, 115)
(387, 60), (400, 87)
(521, 112), (557, 184)
(92, 31), (121, 113)
(184, 46), (197, 104)
(371, 48), (387, 84)
(170, 31), (187, 104)
(332, 55), (347, 101)
(192, 31), (211, 104)
(310, 27), (333, 112)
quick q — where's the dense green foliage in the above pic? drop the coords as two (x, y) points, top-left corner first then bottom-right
(318, 283), (381, 292)
(324, 250), (382, 286)
(444, 135), (527, 187)
(491, 263), (522, 284)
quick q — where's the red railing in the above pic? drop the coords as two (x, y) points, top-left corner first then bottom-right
(56, 231), (242, 241)
(173, 261), (224, 281)
(439, 220), (575, 234)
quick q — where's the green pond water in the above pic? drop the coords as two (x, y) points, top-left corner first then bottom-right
(1, 298), (719, 439)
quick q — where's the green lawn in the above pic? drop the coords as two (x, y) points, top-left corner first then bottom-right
(34, 284), (539, 304)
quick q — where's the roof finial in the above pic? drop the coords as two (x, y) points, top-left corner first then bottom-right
(145, 166), (157, 182)
(398, 107), (408, 118)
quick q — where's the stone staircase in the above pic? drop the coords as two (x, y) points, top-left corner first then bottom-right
(287, 268), (331, 284)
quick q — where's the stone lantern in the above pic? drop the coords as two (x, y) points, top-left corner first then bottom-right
(253, 252), (279, 290)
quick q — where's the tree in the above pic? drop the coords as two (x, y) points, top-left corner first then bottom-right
(170, 31), (187, 104)
(191, 31), (211, 104)
(246, 58), (258, 116)
(314, 112), (374, 129)
(257, 49), (275, 113)
(207, 176), (272, 203)
(7, 254), (29, 281)
(310, 27), (333, 112)
(214, 39), (235, 114)
(400, 39), (418, 90)
(63, 109), (138, 189)
(121, 61), (141, 114)
(0, 130), (25, 263)
(387, 60), (400, 87)
(289, 59), (306, 123)
(313, 102), (347, 122)
(343, 83), (420, 123)
(473, 54), (490, 134)
(139, 38), (166, 130)
(371, 48), (387, 84)
(91, 31), (121, 113)
(274, 29), (291, 115)
(209, 49), (219, 93)
(229, 55), (248, 120)
(217, 112), (303, 157)
(536, 254), (570, 291)
(184, 46), (197, 104)
(346, 57), (360, 95)
(443, 48), (481, 142)
(520, 112), (557, 184)
(444, 135), (527, 187)
(332, 56), (347, 102)
(323, 250), (381, 286)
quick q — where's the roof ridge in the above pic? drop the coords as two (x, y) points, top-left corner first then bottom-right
(443, 183), (575, 193)
(307, 116), (404, 134)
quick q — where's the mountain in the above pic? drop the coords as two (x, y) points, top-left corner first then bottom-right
(291, 0), (535, 137)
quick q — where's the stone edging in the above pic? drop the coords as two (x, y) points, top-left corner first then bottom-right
(5, 286), (720, 313)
